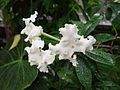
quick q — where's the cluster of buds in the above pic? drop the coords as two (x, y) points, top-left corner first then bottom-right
(21, 11), (96, 73)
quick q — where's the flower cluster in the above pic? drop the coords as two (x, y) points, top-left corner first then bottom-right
(21, 11), (96, 73)
(49, 24), (96, 66)
(21, 11), (55, 73)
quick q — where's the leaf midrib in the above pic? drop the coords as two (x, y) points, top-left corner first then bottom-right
(0, 60), (23, 68)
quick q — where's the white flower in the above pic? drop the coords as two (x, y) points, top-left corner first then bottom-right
(25, 46), (55, 73)
(25, 47), (41, 66)
(24, 37), (55, 73)
(49, 41), (78, 66)
(74, 35), (96, 54)
(21, 11), (56, 73)
(49, 24), (80, 66)
(37, 50), (55, 73)
(24, 26), (43, 42)
(23, 11), (38, 23)
(21, 11), (38, 35)
(29, 11), (38, 22)
(31, 37), (44, 49)
(21, 11), (43, 42)
(21, 21), (35, 35)
(59, 24), (80, 45)
(49, 24), (96, 66)
(21, 11), (96, 71)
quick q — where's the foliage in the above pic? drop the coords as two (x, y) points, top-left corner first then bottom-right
(0, 0), (120, 90)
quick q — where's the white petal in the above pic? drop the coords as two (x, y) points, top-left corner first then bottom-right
(31, 37), (44, 49)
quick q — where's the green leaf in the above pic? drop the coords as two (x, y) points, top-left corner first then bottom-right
(94, 34), (115, 44)
(112, 14), (120, 30)
(96, 81), (120, 90)
(75, 54), (92, 90)
(72, 16), (102, 36)
(25, 73), (49, 90)
(86, 49), (115, 66)
(109, 3), (120, 14)
(114, 0), (120, 3)
(57, 67), (79, 85)
(0, 0), (10, 9)
(0, 36), (38, 90)
(83, 16), (102, 36)
(0, 60), (38, 90)
(96, 63), (119, 81)
(53, 60), (79, 85)
(87, 4), (101, 17)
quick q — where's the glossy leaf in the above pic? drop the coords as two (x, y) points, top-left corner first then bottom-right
(0, 0), (10, 9)
(25, 73), (49, 90)
(96, 81), (120, 90)
(72, 16), (102, 36)
(83, 16), (102, 36)
(86, 49), (115, 66)
(94, 33), (115, 44)
(0, 36), (38, 90)
(112, 14), (120, 30)
(87, 4), (101, 17)
(96, 63), (119, 81)
(57, 67), (79, 85)
(75, 54), (92, 90)
(0, 60), (38, 90)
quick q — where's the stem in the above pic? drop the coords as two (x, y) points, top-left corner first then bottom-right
(41, 32), (120, 45)
(94, 44), (111, 48)
(41, 32), (60, 42)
